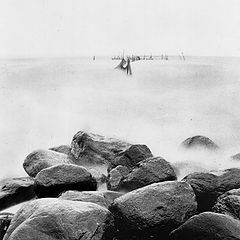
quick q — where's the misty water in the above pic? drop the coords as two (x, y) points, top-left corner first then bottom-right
(1, 56), (240, 186)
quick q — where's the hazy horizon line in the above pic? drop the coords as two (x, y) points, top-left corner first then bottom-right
(1, 54), (240, 60)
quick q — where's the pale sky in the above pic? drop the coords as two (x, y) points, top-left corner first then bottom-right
(0, 0), (240, 57)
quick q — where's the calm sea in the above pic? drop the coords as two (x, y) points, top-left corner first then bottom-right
(1, 56), (240, 180)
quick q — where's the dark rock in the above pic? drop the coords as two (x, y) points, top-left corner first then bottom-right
(109, 144), (153, 170)
(109, 181), (197, 240)
(3, 198), (115, 240)
(119, 157), (177, 191)
(183, 172), (219, 212)
(213, 195), (240, 220)
(217, 188), (240, 200)
(183, 168), (240, 212)
(216, 168), (240, 195)
(23, 149), (71, 177)
(181, 135), (219, 150)
(107, 165), (129, 191)
(0, 213), (13, 240)
(71, 131), (153, 170)
(169, 212), (240, 240)
(34, 164), (97, 198)
(59, 190), (123, 208)
(0, 177), (35, 211)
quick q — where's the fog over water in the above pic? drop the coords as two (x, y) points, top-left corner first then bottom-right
(1, 56), (240, 182)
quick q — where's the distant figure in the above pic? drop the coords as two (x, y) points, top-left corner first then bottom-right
(126, 58), (132, 75)
(115, 58), (132, 75)
(181, 52), (185, 61)
(115, 58), (127, 70)
(93, 56), (96, 60)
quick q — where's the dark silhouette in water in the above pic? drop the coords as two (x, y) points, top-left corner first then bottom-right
(115, 58), (127, 70)
(126, 58), (132, 75)
(115, 58), (132, 75)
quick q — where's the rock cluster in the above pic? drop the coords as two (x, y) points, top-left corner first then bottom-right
(1, 131), (240, 240)
(183, 168), (240, 212)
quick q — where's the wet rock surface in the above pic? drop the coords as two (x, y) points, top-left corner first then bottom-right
(3, 198), (115, 240)
(119, 156), (177, 191)
(7, 131), (240, 239)
(0, 213), (13, 240)
(213, 195), (240, 220)
(169, 212), (240, 240)
(183, 172), (218, 212)
(0, 177), (35, 211)
(59, 190), (123, 208)
(216, 168), (240, 195)
(23, 149), (71, 177)
(107, 165), (129, 191)
(71, 131), (132, 164)
(183, 168), (240, 212)
(71, 131), (153, 170)
(109, 181), (197, 239)
(34, 164), (97, 197)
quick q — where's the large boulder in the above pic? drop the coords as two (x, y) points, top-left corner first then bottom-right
(181, 135), (219, 150)
(109, 181), (197, 239)
(217, 188), (240, 200)
(183, 172), (219, 212)
(71, 131), (131, 164)
(0, 213), (13, 240)
(59, 190), (123, 208)
(183, 168), (240, 212)
(23, 149), (71, 177)
(3, 198), (115, 240)
(216, 168), (240, 195)
(109, 144), (153, 170)
(213, 195), (240, 220)
(0, 177), (35, 211)
(169, 212), (240, 240)
(34, 164), (97, 198)
(119, 157), (177, 191)
(71, 131), (153, 169)
(107, 165), (129, 191)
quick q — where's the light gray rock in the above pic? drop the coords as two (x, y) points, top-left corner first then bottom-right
(107, 165), (129, 191)
(3, 198), (115, 240)
(59, 190), (123, 208)
(71, 131), (153, 170)
(23, 149), (71, 177)
(71, 131), (131, 164)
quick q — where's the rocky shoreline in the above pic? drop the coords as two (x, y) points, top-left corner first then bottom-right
(1, 131), (240, 239)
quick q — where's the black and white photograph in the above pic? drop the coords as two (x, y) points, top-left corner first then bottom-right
(1, 0), (240, 239)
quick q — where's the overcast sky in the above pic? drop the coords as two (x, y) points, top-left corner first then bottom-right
(0, 0), (240, 57)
